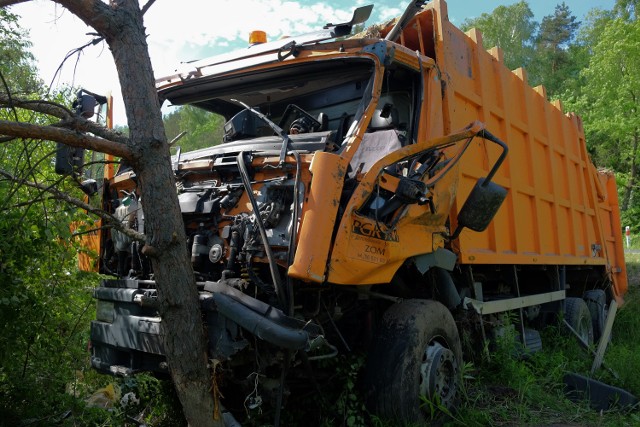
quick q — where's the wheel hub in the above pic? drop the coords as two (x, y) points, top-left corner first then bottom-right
(419, 341), (457, 407)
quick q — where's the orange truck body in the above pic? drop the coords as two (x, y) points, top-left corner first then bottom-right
(421, 1), (627, 302)
(283, 0), (626, 301)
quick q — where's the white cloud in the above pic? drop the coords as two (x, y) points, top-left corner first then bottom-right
(377, 6), (403, 22)
(143, 1), (351, 66)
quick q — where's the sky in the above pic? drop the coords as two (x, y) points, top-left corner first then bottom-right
(11, 0), (616, 125)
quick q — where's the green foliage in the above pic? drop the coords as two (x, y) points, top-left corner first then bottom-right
(571, 18), (640, 215)
(164, 105), (225, 154)
(562, 5), (640, 223)
(0, 8), (42, 96)
(614, 0), (640, 21)
(580, 19), (640, 142)
(0, 104), (108, 424)
(0, 192), (97, 425)
(0, 14), (130, 426)
(460, 1), (537, 72)
(530, 3), (581, 96)
(323, 356), (368, 427)
(278, 354), (370, 427)
(74, 374), (186, 427)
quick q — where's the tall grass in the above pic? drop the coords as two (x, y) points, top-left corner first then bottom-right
(446, 253), (640, 426)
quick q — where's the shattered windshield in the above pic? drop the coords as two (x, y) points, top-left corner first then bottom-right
(159, 58), (375, 144)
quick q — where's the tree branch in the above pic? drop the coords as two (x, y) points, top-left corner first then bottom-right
(52, 0), (117, 38)
(141, 0), (157, 16)
(0, 168), (145, 242)
(0, 147), (61, 213)
(0, 94), (129, 144)
(49, 36), (105, 89)
(0, 95), (74, 118)
(0, 120), (133, 159)
(54, 118), (129, 145)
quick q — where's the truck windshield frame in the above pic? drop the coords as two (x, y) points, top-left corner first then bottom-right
(159, 57), (377, 143)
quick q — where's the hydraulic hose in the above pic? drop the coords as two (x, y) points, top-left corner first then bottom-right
(236, 151), (288, 310)
(285, 149), (302, 316)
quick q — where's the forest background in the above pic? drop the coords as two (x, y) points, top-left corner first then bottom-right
(2, 0), (640, 425)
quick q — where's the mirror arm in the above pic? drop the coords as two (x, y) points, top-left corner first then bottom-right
(449, 130), (509, 240)
(478, 129), (508, 185)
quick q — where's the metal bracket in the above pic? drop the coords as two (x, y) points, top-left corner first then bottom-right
(591, 300), (618, 374)
(464, 290), (566, 315)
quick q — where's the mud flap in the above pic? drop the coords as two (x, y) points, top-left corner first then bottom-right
(564, 372), (638, 411)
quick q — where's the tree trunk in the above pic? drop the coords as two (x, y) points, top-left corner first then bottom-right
(60, 1), (221, 425)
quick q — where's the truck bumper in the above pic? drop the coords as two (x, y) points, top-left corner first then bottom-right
(90, 282), (167, 375)
(90, 279), (320, 376)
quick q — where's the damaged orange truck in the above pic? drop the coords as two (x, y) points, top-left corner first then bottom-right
(77, 0), (627, 424)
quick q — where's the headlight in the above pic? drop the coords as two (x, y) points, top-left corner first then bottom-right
(96, 300), (115, 323)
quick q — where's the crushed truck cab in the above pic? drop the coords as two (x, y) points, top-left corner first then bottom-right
(87, 0), (627, 424)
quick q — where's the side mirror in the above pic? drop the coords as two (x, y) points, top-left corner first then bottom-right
(55, 143), (85, 176)
(450, 127), (509, 240)
(80, 179), (98, 196)
(73, 93), (98, 119)
(451, 177), (507, 240)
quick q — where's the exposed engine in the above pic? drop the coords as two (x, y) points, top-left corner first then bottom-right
(93, 131), (347, 419)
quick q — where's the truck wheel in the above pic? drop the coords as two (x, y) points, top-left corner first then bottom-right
(565, 297), (594, 346)
(364, 299), (462, 423)
(583, 289), (607, 343)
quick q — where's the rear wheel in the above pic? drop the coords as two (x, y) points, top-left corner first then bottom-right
(364, 299), (462, 423)
(565, 297), (594, 346)
(583, 289), (607, 343)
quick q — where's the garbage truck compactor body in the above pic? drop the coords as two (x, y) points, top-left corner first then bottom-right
(88, 0), (628, 422)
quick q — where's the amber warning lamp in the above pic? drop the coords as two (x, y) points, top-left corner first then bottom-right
(249, 30), (267, 45)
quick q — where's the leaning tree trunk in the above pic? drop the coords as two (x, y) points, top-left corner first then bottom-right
(56, 1), (221, 425)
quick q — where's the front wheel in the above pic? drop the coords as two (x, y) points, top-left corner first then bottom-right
(364, 299), (463, 423)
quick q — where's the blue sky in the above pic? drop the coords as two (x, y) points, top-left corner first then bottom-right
(12, 0), (617, 124)
(445, 0), (615, 23)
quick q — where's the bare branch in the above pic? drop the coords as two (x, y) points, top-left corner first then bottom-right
(0, 70), (18, 122)
(141, 0), (157, 16)
(0, 120), (133, 159)
(0, 95), (74, 118)
(71, 224), (109, 238)
(0, 147), (61, 213)
(1, 193), (51, 211)
(0, 168), (145, 242)
(50, 36), (104, 89)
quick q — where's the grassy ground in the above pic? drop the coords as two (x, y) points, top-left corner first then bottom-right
(440, 253), (640, 427)
(35, 255), (640, 426)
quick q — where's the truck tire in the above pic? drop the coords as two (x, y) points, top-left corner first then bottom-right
(364, 299), (462, 423)
(565, 297), (594, 346)
(583, 289), (607, 343)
